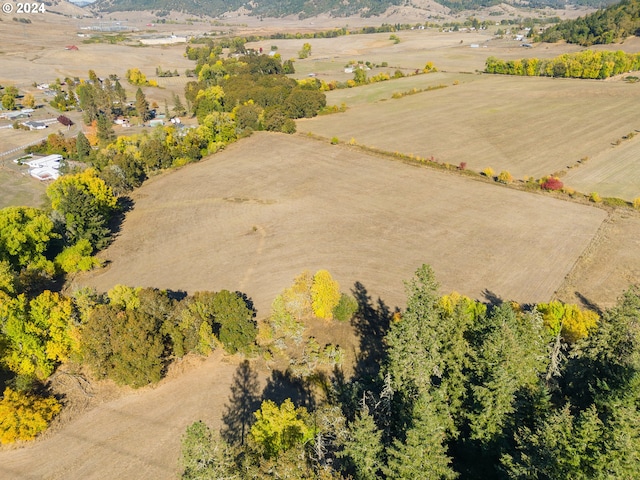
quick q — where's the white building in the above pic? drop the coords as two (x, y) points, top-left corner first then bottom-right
(26, 154), (62, 181)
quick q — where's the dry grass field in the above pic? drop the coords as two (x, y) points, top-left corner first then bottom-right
(562, 134), (640, 201)
(299, 73), (640, 187)
(555, 209), (640, 310)
(75, 132), (606, 315)
(0, 350), (250, 480)
(0, 167), (47, 208)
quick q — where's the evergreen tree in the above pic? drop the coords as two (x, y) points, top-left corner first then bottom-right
(114, 80), (127, 106)
(465, 305), (547, 446)
(338, 403), (383, 480)
(172, 93), (186, 116)
(96, 113), (115, 144)
(76, 131), (91, 162)
(385, 265), (469, 438)
(135, 87), (150, 122)
(385, 393), (457, 480)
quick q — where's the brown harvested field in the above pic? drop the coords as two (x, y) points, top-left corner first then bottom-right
(299, 73), (640, 182)
(562, 134), (640, 201)
(75, 132), (606, 316)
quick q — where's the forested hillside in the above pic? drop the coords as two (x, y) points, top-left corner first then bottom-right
(93, 0), (402, 18)
(538, 0), (640, 45)
(91, 0), (618, 17)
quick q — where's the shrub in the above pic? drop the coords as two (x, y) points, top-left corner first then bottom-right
(330, 136), (339, 145)
(459, 162), (467, 170)
(482, 167), (495, 178)
(633, 197), (640, 210)
(424, 61), (437, 73)
(603, 197), (629, 208)
(333, 293), (358, 322)
(589, 192), (602, 203)
(497, 170), (513, 184)
(541, 177), (563, 191)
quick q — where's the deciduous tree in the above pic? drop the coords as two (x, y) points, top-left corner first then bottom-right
(0, 388), (61, 444)
(311, 270), (341, 320)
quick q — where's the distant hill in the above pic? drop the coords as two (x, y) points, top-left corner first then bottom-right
(90, 0), (619, 17)
(538, 0), (640, 45)
(92, 0), (399, 18)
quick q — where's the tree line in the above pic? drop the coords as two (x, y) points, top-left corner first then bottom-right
(179, 264), (640, 479)
(485, 50), (640, 79)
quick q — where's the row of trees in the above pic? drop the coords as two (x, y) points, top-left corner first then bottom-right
(180, 264), (640, 479)
(485, 50), (640, 79)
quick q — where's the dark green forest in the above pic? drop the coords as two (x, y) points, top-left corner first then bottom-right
(538, 0), (640, 45)
(180, 266), (640, 479)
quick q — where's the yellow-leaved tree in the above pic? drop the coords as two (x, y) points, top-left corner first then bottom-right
(311, 269), (341, 320)
(2, 291), (78, 379)
(536, 301), (599, 343)
(250, 398), (315, 459)
(0, 388), (61, 444)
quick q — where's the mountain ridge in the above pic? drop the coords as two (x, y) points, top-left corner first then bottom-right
(90, 0), (619, 18)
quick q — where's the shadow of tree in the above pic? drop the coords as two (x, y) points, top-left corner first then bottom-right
(574, 291), (603, 316)
(261, 369), (314, 410)
(220, 360), (261, 446)
(482, 289), (503, 308)
(109, 196), (134, 239)
(332, 282), (394, 420)
(351, 282), (393, 387)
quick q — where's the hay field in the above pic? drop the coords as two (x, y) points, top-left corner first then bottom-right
(562, 135), (640, 201)
(299, 73), (640, 183)
(76, 132), (606, 316)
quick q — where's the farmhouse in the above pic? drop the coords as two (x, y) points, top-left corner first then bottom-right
(25, 154), (62, 181)
(23, 120), (47, 130)
(1, 110), (31, 120)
